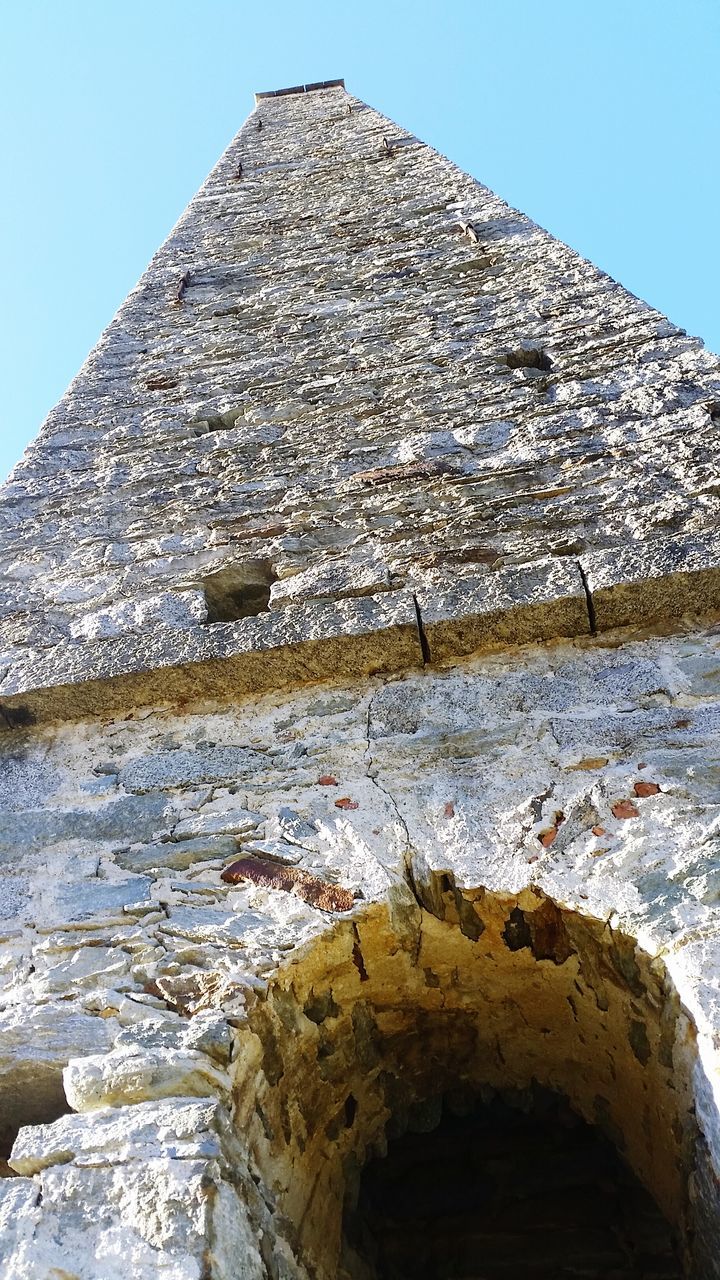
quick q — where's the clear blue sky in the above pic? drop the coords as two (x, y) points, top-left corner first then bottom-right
(1, 0), (718, 481)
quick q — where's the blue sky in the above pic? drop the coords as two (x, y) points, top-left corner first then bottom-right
(1, 0), (718, 480)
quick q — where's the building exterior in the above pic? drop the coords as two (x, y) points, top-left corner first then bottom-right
(0, 79), (719, 1277)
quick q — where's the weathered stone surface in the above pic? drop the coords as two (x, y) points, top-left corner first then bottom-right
(172, 807), (263, 840)
(1, 82), (720, 1280)
(6, 1160), (223, 1280)
(0, 1178), (41, 1267)
(120, 746), (268, 793)
(116, 835), (239, 873)
(1, 86), (719, 725)
(0, 793), (170, 853)
(9, 1097), (231, 1175)
(64, 1048), (231, 1111)
(0, 1005), (117, 1156)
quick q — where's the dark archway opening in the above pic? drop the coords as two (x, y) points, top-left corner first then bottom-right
(342, 1085), (682, 1280)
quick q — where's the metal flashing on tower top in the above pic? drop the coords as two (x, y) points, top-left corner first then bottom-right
(254, 78), (345, 104)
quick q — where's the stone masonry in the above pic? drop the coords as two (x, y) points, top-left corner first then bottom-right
(0, 80), (720, 1278)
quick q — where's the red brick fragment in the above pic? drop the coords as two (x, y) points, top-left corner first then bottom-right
(634, 780), (661, 798)
(538, 828), (558, 848)
(221, 857), (355, 912)
(612, 800), (640, 820)
(538, 812), (565, 847)
(443, 802), (455, 818)
(335, 797), (359, 811)
(317, 775), (338, 786)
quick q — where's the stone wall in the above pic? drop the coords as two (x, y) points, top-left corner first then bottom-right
(3, 80), (720, 1278)
(1, 628), (720, 1275)
(2, 83), (720, 727)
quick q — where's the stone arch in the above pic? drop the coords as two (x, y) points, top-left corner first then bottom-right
(231, 881), (711, 1279)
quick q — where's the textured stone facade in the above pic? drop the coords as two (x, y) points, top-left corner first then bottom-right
(2, 82), (720, 724)
(1, 81), (720, 1279)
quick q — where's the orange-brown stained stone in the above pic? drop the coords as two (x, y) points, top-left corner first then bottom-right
(538, 811), (565, 847)
(634, 780), (661, 797)
(443, 801), (455, 818)
(591, 825), (606, 837)
(612, 799), (640, 820)
(317, 774), (338, 786)
(335, 797), (359, 810)
(221, 857), (355, 912)
(567, 756), (609, 771)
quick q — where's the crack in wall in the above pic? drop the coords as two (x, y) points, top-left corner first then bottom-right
(577, 560), (598, 634)
(412, 594), (431, 665)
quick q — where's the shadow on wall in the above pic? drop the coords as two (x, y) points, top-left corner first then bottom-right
(231, 883), (716, 1279)
(347, 1084), (681, 1279)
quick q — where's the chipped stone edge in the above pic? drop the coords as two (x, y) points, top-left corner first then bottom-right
(2, 540), (720, 729)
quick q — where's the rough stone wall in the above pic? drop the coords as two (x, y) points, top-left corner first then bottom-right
(2, 81), (720, 1279)
(1, 630), (720, 1275)
(2, 83), (720, 723)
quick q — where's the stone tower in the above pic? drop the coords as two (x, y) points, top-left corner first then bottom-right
(1, 79), (719, 1279)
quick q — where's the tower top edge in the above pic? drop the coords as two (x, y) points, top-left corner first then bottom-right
(254, 79), (345, 104)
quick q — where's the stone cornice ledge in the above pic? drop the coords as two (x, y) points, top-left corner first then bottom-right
(1, 534), (719, 729)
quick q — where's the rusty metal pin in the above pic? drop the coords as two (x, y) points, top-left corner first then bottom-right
(175, 271), (191, 304)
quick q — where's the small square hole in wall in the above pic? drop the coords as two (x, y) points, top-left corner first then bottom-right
(505, 347), (553, 372)
(202, 560), (277, 623)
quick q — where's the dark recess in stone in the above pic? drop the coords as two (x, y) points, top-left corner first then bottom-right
(342, 1085), (682, 1279)
(505, 347), (553, 372)
(0, 1086), (71, 1180)
(190, 408), (243, 436)
(202, 560), (277, 623)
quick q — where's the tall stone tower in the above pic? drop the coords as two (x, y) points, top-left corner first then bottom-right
(1, 80), (719, 1279)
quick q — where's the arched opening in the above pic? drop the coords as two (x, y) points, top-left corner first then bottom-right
(230, 882), (712, 1279)
(342, 1085), (681, 1279)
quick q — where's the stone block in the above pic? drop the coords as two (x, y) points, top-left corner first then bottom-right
(0, 793), (171, 855)
(416, 559), (590, 662)
(10, 1097), (231, 1175)
(0, 591), (423, 727)
(116, 835), (239, 873)
(120, 747), (266, 793)
(64, 1047), (231, 1111)
(172, 807), (263, 840)
(0, 1004), (117, 1156)
(582, 532), (720, 633)
(52, 876), (153, 922)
